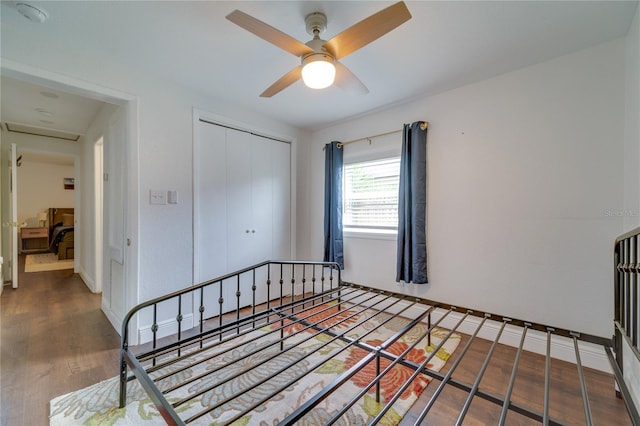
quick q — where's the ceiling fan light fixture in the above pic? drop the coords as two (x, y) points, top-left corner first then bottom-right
(301, 53), (336, 89)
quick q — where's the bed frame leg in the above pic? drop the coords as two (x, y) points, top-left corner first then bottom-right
(119, 352), (127, 408)
(375, 346), (381, 403)
(428, 312), (432, 347)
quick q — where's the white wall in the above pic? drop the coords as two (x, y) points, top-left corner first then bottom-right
(625, 6), (640, 231)
(17, 160), (74, 226)
(79, 103), (119, 292)
(306, 38), (626, 338)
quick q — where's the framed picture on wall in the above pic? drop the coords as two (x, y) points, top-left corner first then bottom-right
(64, 177), (75, 190)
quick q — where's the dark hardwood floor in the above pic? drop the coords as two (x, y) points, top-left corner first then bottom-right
(402, 332), (631, 425)
(0, 255), (121, 426)
(0, 259), (632, 425)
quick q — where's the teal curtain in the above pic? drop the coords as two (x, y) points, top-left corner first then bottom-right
(396, 122), (428, 283)
(323, 141), (344, 269)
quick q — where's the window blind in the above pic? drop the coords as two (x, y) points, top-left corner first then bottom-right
(343, 157), (400, 229)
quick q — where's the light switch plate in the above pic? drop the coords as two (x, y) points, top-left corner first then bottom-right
(168, 190), (178, 204)
(150, 190), (167, 205)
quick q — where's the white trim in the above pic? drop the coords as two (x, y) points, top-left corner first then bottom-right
(94, 137), (104, 294)
(1, 59), (134, 105)
(125, 97), (140, 346)
(429, 308), (610, 373)
(344, 228), (397, 241)
(102, 298), (123, 337)
(350, 297), (612, 372)
(193, 109), (294, 145)
(138, 314), (195, 344)
(78, 265), (96, 293)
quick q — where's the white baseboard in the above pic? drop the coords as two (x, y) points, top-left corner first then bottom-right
(138, 314), (195, 344)
(102, 299), (123, 337)
(401, 303), (611, 373)
(341, 293), (612, 373)
(78, 266), (96, 293)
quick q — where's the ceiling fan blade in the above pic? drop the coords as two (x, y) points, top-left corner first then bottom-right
(323, 1), (412, 60)
(334, 62), (369, 95)
(226, 10), (314, 57)
(260, 66), (303, 97)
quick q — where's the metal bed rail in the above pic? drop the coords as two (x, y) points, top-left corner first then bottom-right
(339, 282), (621, 426)
(614, 227), (640, 424)
(118, 260), (341, 424)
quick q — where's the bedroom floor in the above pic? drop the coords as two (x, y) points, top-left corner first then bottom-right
(0, 255), (121, 426)
(0, 264), (632, 425)
(401, 332), (631, 425)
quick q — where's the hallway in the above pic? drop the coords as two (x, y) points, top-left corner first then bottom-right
(0, 256), (120, 425)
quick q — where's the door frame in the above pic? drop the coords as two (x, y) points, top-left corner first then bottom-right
(94, 137), (104, 294)
(10, 143), (18, 288)
(0, 59), (140, 339)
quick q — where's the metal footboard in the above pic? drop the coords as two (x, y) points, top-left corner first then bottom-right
(119, 260), (341, 425)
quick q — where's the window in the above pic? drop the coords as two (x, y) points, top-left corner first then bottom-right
(343, 157), (400, 233)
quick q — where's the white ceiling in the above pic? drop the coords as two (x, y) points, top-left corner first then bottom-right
(0, 0), (637, 132)
(1, 75), (105, 137)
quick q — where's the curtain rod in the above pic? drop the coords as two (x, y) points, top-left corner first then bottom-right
(322, 121), (428, 150)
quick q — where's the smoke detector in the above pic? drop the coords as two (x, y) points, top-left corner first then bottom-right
(15, 2), (49, 23)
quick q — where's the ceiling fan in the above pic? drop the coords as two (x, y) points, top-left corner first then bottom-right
(226, 1), (412, 97)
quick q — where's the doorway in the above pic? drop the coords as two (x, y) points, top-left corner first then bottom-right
(15, 151), (77, 279)
(0, 64), (139, 337)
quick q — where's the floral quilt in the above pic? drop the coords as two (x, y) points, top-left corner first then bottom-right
(50, 303), (460, 425)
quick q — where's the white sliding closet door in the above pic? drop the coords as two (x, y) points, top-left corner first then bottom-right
(226, 129), (274, 271)
(226, 129), (252, 270)
(194, 122), (228, 317)
(271, 139), (291, 260)
(195, 123), (228, 281)
(195, 119), (291, 315)
(249, 135), (274, 266)
(226, 130), (273, 310)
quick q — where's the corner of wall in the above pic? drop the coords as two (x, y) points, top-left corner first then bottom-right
(624, 3), (640, 230)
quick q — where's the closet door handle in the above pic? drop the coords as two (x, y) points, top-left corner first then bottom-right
(251, 230), (256, 233)
(245, 229), (250, 233)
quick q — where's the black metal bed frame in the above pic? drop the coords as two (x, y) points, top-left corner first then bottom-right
(118, 254), (640, 425)
(614, 227), (640, 423)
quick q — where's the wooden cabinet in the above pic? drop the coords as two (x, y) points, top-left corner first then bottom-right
(195, 120), (291, 315)
(20, 227), (49, 253)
